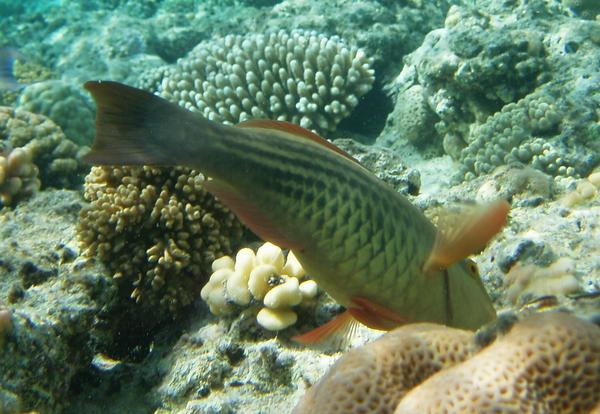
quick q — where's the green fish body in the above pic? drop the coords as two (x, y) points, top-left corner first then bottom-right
(83, 81), (497, 331)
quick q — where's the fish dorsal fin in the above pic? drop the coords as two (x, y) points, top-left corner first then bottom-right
(423, 199), (510, 273)
(236, 119), (360, 165)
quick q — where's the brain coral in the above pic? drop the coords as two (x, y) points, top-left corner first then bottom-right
(294, 312), (600, 413)
(157, 29), (375, 133)
(0, 106), (84, 192)
(77, 166), (243, 314)
(292, 323), (474, 414)
(17, 80), (96, 146)
(396, 312), (600, 413)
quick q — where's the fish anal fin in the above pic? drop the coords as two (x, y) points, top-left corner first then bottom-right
(292, 310), (357, 345)
(424, 199), (510, 273)
(236, 119), (360, 165)
(204, 179), (301, 251)
(349, 296), (408, 331)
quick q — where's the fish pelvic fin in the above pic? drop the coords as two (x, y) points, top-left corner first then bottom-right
(292, 310), (357, 345)
(83, 80), (200, 166)
(292, 297), (407, 345)
(423, 199), (510, 273)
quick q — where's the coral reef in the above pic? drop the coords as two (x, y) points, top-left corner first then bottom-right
(17, 80), (96, 146)
(382, 3), (600, 179)
(157, 30), (375, 133)
(294, 312), (600, 413)
(78, 166), (243, 314)
(0, 190), (118, 413)
(201, 242), (318, 331)
(0, 106), (84, 192)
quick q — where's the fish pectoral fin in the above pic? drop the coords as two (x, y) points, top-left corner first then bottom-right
(423, 199), (510, 273)
(292, 310), (358, 345)
(204, 179), (302, 251)
(349, 296), (408, 331)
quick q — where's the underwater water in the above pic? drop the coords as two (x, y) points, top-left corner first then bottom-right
(1, 0), (600, 413)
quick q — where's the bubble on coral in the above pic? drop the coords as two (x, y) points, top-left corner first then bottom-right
(78, 165), (243, 314)
(157, 30), (374, 134)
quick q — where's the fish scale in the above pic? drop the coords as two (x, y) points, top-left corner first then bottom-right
(83, 80), (498, 331)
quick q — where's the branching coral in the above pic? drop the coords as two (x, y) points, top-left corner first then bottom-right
(157, 29), (374, 133)
(294, 312), (600, 413)
(201, 242), (318, 331)
(77, 165), (243, 314)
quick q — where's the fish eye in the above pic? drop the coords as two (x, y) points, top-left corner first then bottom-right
(465, 259), (479, 278)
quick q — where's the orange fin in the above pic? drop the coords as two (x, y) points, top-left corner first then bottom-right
(292, 310), (357, 345)
(424, 199), (510, 273)
(236, 119), (360, 165)
(349, 296), (408, 331)
(204, 178), (302, 251)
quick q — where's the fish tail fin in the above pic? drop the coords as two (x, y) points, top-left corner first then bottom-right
(83, 80), (204, 166)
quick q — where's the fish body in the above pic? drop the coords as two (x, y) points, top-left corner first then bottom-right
(83, 81), (498, 333)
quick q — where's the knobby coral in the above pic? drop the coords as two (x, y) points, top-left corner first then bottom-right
(201, 242), (318, 331)
(78, 165), (243, 314)
(0, 144), (40, 207)
(294, 312), (600, 414)
(0, 106), (84, 194)
(157, 29), (375, 133)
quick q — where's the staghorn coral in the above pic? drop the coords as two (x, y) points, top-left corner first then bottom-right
(292, 323), (474, 414)
(78, 165), (243, 314)
(157, 29), (375, 133)
(294, 312), (600, 414)
(0, 144), (40, 207)
(0, 106), (84, 192)
(201, 242), (318, 331)
(396, 312), (600, 413)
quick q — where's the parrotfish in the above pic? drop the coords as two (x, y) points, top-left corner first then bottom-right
(83, 81), (508, 343)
